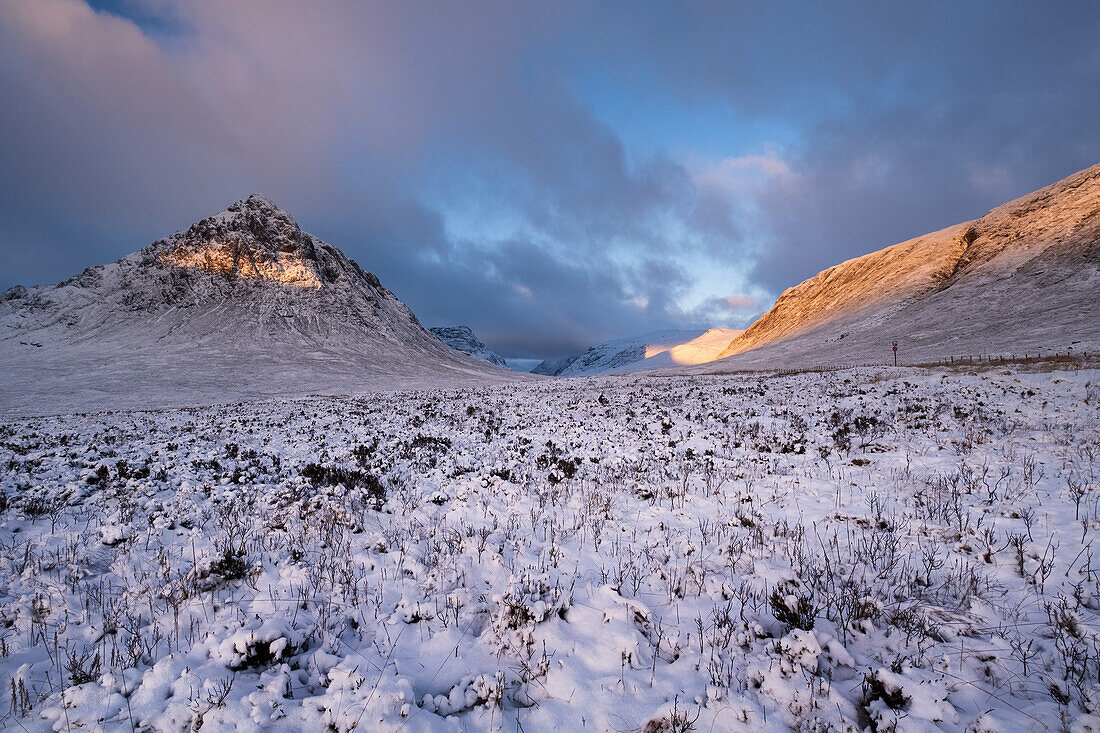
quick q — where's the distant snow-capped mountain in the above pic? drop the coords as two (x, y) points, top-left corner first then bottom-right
(430, 326), (509, 368)
(532, 328), (744, 376)
(0, 195), (514, 413)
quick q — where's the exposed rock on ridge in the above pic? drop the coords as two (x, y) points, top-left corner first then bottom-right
(429, 326), (510, 368)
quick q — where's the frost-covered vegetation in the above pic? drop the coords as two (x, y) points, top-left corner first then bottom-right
(1, 366), (1098, 731)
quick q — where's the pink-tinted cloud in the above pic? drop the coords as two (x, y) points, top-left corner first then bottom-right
(722, 295), (758, 310)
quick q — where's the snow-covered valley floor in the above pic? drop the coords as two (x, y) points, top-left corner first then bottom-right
(1, 365), (1099, 732)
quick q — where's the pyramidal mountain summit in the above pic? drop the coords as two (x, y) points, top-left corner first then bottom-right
(0, 195), (514, 413)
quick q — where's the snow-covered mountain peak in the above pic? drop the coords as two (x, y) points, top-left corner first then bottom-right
(0, 196), (516, 412)
(429, 326), (510, 368)
(145, 194), (349, 288)
(533, 327), (744, 376)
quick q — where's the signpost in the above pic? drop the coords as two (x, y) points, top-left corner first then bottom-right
(892, 340), (898, 367)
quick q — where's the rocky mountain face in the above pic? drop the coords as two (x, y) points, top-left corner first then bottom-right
(709, 162), (1100, 369)
(429, 326), (510, 368)
(0, 195), (513, 413)
(533, 328), (744, 376)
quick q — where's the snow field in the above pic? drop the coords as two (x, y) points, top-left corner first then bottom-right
(0, 365), (1098, 731)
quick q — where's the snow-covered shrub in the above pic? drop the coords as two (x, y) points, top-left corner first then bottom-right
(301, 462), (385, 509)
(770, 580), (816, 631)
(827, 408), (889, 452)
(643, 697), (698, 733)
(65, 647), (101, 686)
(859, 668), (910, 731)
(214, 624), (300, 671)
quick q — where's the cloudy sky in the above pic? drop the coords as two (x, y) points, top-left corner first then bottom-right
(1, 0), (1098, 361)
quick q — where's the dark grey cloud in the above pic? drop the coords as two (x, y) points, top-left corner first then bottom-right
(1, 0), (1096, 359)
(749, 75), (1100, 292)
(621, 0), (1100, 292)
